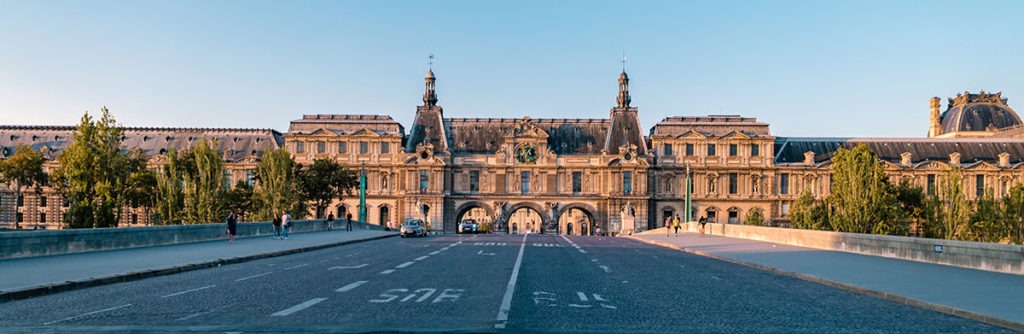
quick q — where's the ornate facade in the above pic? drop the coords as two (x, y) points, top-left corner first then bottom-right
(3, 70), (1024, 233)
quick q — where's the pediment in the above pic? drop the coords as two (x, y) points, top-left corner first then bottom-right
(350, 129), (381, 137)
(508, 117), (549, 139)
(720, 131), (751, 139)
(964, 161), (999, 170)
(307, 128), (338, 136)
(676, 130), (707, 139)
(913, 160), (951, 170)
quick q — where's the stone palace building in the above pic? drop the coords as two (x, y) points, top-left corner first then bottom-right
(3, 69), (1024, 234)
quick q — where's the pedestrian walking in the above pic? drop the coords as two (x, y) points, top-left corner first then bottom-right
(327, 212), (335, 231)
(698, 216), (707, 236)
(346, 213), (353, 231)
(665, 216), (672, 236)
(226, 210), (238, 244)
(273, 213), (283, 239)
(673, 214), (681, 236)
(281, 211), (291, 239)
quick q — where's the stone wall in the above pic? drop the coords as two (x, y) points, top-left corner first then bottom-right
(0, 220), (384, 259)
(690, 223), (1024, 275)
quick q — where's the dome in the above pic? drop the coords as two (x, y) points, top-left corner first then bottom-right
(940, 91), (1021, 133)
(425, 69), (435, 79)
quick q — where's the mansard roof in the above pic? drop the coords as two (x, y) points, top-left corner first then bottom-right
(0, 125), (283, 162)
(445, 118), (610, 155)
(650, 115), (772, 138)
(288, 114), (404, 136)
(774, 137), (1024, 166)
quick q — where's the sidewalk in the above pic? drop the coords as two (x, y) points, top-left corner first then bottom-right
(0, 229), (396, 302)
(630, 231), (1024, 332)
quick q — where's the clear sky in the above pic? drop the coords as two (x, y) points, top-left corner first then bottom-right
(1, 0), (1021, 138)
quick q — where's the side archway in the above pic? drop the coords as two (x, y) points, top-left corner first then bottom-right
(555, 202), (599, 236)
(454, 201), (495, 233)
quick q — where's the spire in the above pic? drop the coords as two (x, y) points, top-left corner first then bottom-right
(616, 70), (631, 108)
(423, 67), (438, 107)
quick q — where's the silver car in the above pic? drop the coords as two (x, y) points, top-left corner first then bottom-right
(400, 219), (427, 238)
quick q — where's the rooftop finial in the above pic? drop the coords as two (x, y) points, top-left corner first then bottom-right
(428, 53), (434, 69)
(621, 51), (627, 72)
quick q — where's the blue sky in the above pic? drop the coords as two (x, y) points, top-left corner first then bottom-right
(1, 0), (1021, 137)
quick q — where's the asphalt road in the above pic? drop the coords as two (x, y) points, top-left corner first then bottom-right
(0, 233), (1015, 333)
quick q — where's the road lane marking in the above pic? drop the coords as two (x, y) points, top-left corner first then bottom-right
(429, 251), (441, 255)
(329, 264), (368, 270)
(285, 263), (310, 270)
(44, 303), (133, 325)
(271, 298), (328, 316)
(236, 272), (272, 281)
(495, 233), (528, 328)
(380, 269), (396, 275)
(599, 265), (612, 273)
(396, 261), (415, 268)
(415, 256), (429, 261)
(336, 281), (369, 293)
(478, 250), (495, 256)
(578, 249), (587, 253)
(162, 285), (216, 298)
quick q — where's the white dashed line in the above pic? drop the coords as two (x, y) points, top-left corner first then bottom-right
(396, 261), (415, 268)
(599, 265), (612, 273)
(328, 264), (368, 270)
(44, 304), (133, 325)
(271, 298), (328, 316)
(380, 269), (396, 275)
(440, 247), (450, 251)
(235, 272), (272, 282)
(415, 256), (429, 261)
(285, 263), (310, 270)
(496, 233), (528, 328)
(161, 285), (216, 298)
(429, 251), (441, 255)
(336, 281), (369, 293)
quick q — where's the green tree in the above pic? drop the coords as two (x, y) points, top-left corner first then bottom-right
(154, 149), (185, 225)
(122, 150), (157, 225)
(877, 179), (925, 236)
(223, 180), (254, 222)
(827, 144), (895, 233)
(743, 207), (766, 226)
(52, 108), (134, 228)
(789, 189), (823, 230)
(968, 189), (1003, 243)
(252, 148), (302, 221)
(930, 167), (972, 240)
(181, 139), (226, 224)
(0, 144), (47, 229)
(297, 158), (358, 219)
(1002, 184), (1024, 244)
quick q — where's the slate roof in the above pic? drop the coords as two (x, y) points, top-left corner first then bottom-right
(288, 114), (404, 136)
(0, 126), (283, 162)
(774, 137), (1024, 166)
(445, 118), (610, 155)
(650, 115), (772, 138)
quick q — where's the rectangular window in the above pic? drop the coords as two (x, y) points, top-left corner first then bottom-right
(224, 170), (232, 189)
(663, 144), (673, 156)
(729, 144), (738, 156)
(685, 144), (694, 156)
(521, 172), (530, 195)
(16, 212), (23, 223)
(927, 174), (935, 195)
(17, 194), (23, 207)
(623, 172), (633, 195)
(976, 175), (985, 197)
(295, 141), (304, 153)
(247, 170), (255, 186)
(40, 213), (46, 224)
(707, 144), (716, 157)
(469, 171), (479, 193)
(572, 172), (582, 194)
(419, 170), (429, 193)
(381, 142), (390, 154)
(338, 142), (347, 153)
(751, 144), (760, 156)
(728, 173), (738, 194)
(360, 141), (368, 154)
(40, 196), (47, 207)
(779, 173), (790, 195)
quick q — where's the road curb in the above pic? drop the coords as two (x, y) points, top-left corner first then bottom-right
(626, 235), (1024, 333)
(0, 233), (398, 303)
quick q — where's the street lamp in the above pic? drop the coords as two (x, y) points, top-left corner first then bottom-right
(684, 163), (692, 224)
(359, 163), (367, 224)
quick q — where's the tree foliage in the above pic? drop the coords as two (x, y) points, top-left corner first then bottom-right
(252, 148), (302, 221)
(181, 139), (226, 224)
(223, 180), (254, 221)
(876, 179), (925, 236)
(929, 167), (972, 240)
(121, 149), (156, 225)
(827, 144), (895, 233)
(154, 149), (185, 225)
(968, 189), (1003, 243)
(1002, 184), (1024, 244)
(297, 158), (358, 219)
(789, 189), (821, 230)
(0, 143), (47, 229)
(52, 108), (139, 228)
(743, 207), (766, 226)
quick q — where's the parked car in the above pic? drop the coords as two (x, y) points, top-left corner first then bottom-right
(458, 219), (478, 234)
(401, 219), (428, 238)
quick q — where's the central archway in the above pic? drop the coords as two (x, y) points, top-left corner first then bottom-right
(502, 202), (550, 234)
(555, 203), (598, 236)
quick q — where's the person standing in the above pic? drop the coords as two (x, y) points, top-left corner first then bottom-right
(272, 213), (283, 239)
(698, 216), (707, 236)
(281, 211), (291, 240)
(673, 214), (681, 237)
(665, 215), (672, 236)
(226, 210), (238, 244)
(346, 212), (353, 231)
(327, 212), (335, 231)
